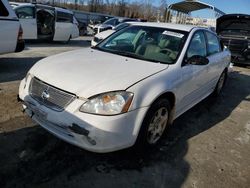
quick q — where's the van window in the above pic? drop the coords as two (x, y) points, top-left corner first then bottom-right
(15, 6), (35, 19)
(205, 31), (221, 55)
(0, 0), (9, 16)
(56, 11), (73, 23)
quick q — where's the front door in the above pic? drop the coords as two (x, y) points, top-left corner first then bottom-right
(15, 5), (37, 39)
(176, 30), (209, 116)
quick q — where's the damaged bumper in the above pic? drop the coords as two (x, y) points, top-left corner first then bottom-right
(18, 79), (148, 153)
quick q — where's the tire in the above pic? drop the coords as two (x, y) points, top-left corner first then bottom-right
(212, 70), (227, 96)
(135, 98), (171, 150)
(64, 35), (71, 44)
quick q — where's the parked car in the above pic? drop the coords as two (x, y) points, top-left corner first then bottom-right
(0, 0), (24, 55)
(91, 22), (133, 46)
(10, 2), (79, 42)
(93, 17), (140, 34)
(19, 23), (231, 153)
(76, 19), (87, 36)
(217, 14), (250, 65)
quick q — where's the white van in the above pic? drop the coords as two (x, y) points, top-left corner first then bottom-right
(0, 0), (24, 55)
(10, 2), (79, 42)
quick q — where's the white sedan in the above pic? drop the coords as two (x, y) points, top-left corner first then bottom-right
(19, 23), (231, 153)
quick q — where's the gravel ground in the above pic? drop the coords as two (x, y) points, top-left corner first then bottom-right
(0, 38), (249, 188)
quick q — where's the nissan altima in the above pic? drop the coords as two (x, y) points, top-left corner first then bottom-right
(19, 22), (231, 153)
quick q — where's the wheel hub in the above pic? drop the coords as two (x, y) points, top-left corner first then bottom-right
(147, 107), (169, 144)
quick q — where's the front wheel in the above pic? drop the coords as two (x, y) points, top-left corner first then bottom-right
(135, 99), (171, 150)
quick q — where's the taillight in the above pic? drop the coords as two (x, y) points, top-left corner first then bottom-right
(18, 26), (23, 41)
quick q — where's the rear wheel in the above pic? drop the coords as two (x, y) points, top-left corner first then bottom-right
(64, 35), (71, 44)
(135, 98), (171, 150)
(213, 70), (227, 96)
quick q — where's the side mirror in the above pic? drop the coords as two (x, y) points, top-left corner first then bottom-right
(187, 55), (209, 65)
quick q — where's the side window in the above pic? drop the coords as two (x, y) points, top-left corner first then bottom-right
(15, 6), (35, 19)
(205, 31), (221, 55)
(0, 0), (9, 16)
(187, 31), (207, 59)
(56, 11), (73, 23)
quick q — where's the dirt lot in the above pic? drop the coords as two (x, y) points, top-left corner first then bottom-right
(0, 38), (250, 188)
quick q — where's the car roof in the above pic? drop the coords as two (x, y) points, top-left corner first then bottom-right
(10, 2), (72, 14)
(129, 22), (201, 32)
(55, 7), (73, 14)
(10, 2), (35, 8)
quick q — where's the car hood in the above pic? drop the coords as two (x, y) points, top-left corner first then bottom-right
(95, 29), (115, 39)
(216, 14), (250, 36)
(29, 48), (168, 98)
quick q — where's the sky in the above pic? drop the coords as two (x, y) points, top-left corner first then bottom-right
(155, 0), (250, 18)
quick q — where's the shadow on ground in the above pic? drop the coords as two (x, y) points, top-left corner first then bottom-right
(0, 71), (249, 188)
(25, 38), (91, 48)
(0, 57), (44, 83)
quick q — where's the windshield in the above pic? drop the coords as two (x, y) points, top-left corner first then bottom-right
(96, 26), (187, 64)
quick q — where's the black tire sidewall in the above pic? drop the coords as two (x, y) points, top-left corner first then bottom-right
(214, 70), (227, 96)
(135, 98), (171, 150)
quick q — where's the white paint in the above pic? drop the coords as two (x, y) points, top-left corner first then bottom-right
(19, 25), (231, 152)
(162, 30), (184, 38)
(11, 2), (79, 42)
(0, 0), (21, 54)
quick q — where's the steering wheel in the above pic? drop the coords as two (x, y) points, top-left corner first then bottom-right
(159, 48), (174, 55)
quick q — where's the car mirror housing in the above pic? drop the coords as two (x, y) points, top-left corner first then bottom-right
(187, 55), (209, 66)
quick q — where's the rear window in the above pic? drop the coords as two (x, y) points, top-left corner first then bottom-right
(0, 0), (9, 17)
(57, 11), (73, 23)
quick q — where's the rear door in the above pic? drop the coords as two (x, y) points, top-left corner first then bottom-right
(53, 10), (72, 41)
(204, 31), (228, 88)
(15, 5), (37, 39)
(0, 0), (19, 54)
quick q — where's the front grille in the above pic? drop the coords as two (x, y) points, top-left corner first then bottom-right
(29, 77), (76, 111)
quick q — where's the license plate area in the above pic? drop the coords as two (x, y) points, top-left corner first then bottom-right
(25, 101), (47, 120)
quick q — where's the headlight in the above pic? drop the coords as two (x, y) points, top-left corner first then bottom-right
(79, 91), (133, 115)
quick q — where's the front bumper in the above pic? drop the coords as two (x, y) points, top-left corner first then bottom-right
(19, 78), (148, 153)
